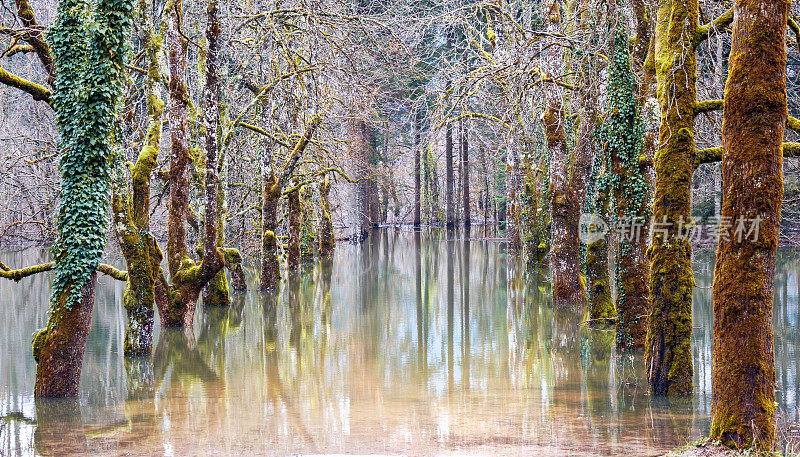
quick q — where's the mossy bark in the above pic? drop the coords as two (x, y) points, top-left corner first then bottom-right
(299, 185), (315, 262)
(33, 276), (96, 397)
(159, 0), (224, 326)
(113, 25), (165, 356)
(224, 248), (246, 292)
(287, 187), (301, 271)
(260, 176), (281, 290)
(709, 0), (788, 449)
(586, 189), (614, 320)
(318, 178), (335, 257)
(645, 0), (698, 395)
(605, 30), (651, 353)
(545, 105), (588, 308)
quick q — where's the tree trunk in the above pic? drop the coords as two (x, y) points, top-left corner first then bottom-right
(645, 0), (699, 396)
(159, 0), (224, 326)
(114, 23), (165, 355)
(710, 0), (788, 448)
(36, 0), (133, 395)
(34, 275), (96, 397)
(506, 140), (521, 250)
(414, 109), (422, 227)
(287, 187), (301, 271)
(586, 187), (614, 320)
(260, 178), (281, 291)
(319, 177), (335, 256)
(545, 104), (587, 308)
(605, 29), (650, 353)
(461, 118), (470, 226)
(445, 84), (455, 228)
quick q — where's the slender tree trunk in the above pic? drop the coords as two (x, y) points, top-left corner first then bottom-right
(710, 0), (788, 448)
(319, 177), (335, 256)
(506, 140), (521, 250)
(445, 115), (455, 228)
(159, 0), (224, 326)
(414, 110), (422, 227)
(287, 187), (301, 271)
(461, 118), (470, 226)
(114, 24), (164, 355)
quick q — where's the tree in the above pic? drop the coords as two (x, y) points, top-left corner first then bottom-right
(32, 0), (133, 396)
(709, 0), (789, 449)
(645, 0), (733, 396)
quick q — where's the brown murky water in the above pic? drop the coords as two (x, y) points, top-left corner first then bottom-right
(2, 228), (800, 456)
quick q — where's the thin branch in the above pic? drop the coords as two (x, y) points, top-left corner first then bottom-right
(694, 8), (734, 47)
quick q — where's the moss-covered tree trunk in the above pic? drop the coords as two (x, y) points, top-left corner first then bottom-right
(299, 185), (315, 261)
(112, 21), (165, 356)
(34, 0), (133, 396)
(203, 118), (233, 305)
(586, 187), (614, 320)
(414, 110), (422, 228)
(159, 0), (224, 327)
(644, 0), (700, 395)
(287, 187), (301, 271)
(604, 29), (651, 353)
(259, 117), (320, 289)
(318, 177), (335, 257)
(709, 0), (788, 448)
(34, 276), (97, 396)
(545, 104), (587, 307)
(543, 0), (587, 308)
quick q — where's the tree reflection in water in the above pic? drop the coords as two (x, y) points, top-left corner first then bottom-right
(2, 236), (800, 455)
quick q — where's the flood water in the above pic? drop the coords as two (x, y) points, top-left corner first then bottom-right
(2, 228), (800, 456)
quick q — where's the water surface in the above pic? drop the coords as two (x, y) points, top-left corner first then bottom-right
(2, 229), (800, 456)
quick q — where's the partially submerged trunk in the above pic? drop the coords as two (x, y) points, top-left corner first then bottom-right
(34, 0), (133, 395)
(259, 116), (321, 289)
(113, 24), (165, 355)
(545, 103), (587, 308)
(287, 187), (301, 271)
(34, 276), (97, 397)
(461, 119), (470, 226)
(413, 110), (422, 227)
(318, 177), (335, 257)
(710, 0), (788, 448)
(585, 187), (614, 320)
(506, 139), (522, 251)
(605, 29), (651, 353)
(645, 0), (704, 395)
(159, 0), (224, 326)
